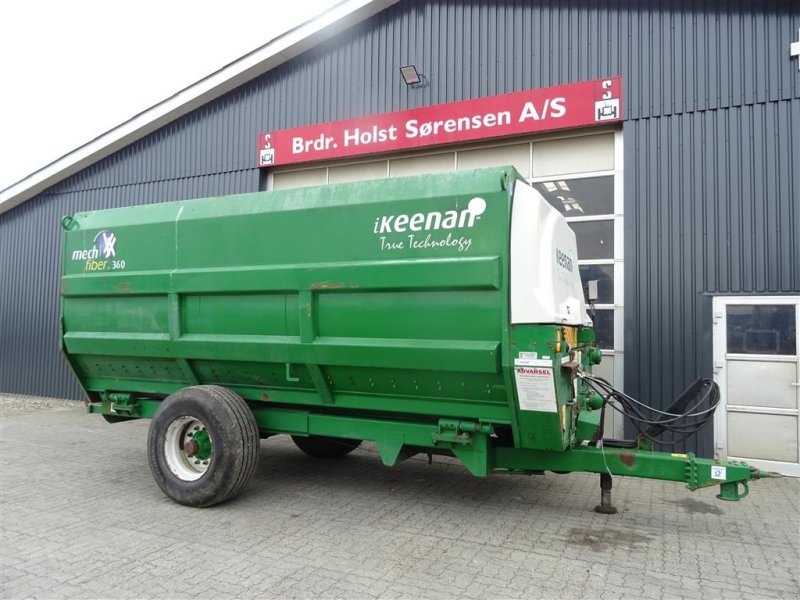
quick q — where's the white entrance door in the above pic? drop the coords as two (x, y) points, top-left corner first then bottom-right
(713, 296), (800, 477)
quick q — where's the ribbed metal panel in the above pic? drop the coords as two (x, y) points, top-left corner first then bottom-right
(1, 0), (798, 462)
(43, 0), (800, 194)
(0, 200), (83, 399)
(0, 170), (257, 399)
(624, 98), (800, 455)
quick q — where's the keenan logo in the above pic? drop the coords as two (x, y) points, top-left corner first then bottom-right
(373, 197), (485, 253)
(556, 248), (574, 272)
(373, 197), (487, 234)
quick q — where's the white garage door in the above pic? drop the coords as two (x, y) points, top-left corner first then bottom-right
(713, 296), (800, 476)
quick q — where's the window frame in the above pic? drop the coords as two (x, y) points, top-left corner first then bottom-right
(527, 170), (622, 351)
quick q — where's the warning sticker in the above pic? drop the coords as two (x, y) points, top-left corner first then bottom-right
(514, 357), (557, 413)
(711, 465), (727, 481)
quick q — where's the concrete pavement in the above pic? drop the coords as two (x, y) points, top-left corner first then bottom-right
(1, 395), (798, 599)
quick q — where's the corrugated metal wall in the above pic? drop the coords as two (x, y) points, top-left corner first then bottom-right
(24, 0), (800, 195)
(625, 98), (799, 455)
(1, 0), (798, 456)
(0, 171), (258, 398)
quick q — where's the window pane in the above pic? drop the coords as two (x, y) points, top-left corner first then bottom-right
(569, 220), (614, 260)
(727, 305), (797, 355)
(579, 264), (614, 304)
(591, 309), (615, 350)
(532, 176), (614, 217)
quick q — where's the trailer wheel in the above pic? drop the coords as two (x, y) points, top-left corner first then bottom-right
(148, 386), (259, 507)
(291, 435), (362, 458)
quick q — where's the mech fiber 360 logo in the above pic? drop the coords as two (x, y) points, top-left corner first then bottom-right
(71, 230), (124, 271)
(373, 197), (486, 253)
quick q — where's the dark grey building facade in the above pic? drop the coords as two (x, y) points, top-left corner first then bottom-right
(1, 0), (798, 462)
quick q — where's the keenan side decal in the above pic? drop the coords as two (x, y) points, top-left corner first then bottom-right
(372, 197), (486, 253)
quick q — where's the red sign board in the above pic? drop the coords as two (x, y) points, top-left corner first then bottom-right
(258, 76), (622, 168)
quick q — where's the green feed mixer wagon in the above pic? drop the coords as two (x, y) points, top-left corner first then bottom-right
(59, 166), (774, 509)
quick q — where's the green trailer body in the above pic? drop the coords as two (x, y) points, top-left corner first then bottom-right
(59, 166), (769, 507)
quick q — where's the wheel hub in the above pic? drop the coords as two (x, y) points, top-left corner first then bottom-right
(163, 416), (212, 481)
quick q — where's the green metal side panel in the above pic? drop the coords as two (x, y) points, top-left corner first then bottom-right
(61, 167), (520, 427)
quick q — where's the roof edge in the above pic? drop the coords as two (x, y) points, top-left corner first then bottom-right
(0, 0), (399, 217)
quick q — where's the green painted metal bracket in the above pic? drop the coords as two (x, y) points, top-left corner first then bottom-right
(105, 392), (137, 416)
(285, 363), (300, 383)
(176, 359), (200, 385)
(375, 431), (405, 466)
(298, 290), (316, 343)
(60, 215), (78, 231)
(452, 432), (491, 476)
(432, 419), (493, 445)
(684, 453), (700, 490)
(575, 409), (600, 441)
(306, 363), (333, 404)
(167, 293), (181, 341)
(88, 398), (160, 419)
(431, 419), (493, 475)
(166, 292), (200, 385)
(718, 480), (749, 501)
(431, 430), (473, 445)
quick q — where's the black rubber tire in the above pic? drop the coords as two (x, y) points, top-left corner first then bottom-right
(291, 435), (362, 458)
(148, 386), (259, 507)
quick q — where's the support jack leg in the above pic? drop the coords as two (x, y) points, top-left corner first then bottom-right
(717, 480), (749, 501)
(594, 472), (618, 514)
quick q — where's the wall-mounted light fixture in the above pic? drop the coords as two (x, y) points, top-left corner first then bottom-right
(399, 64), (422, 86)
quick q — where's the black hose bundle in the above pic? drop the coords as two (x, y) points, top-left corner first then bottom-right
(580, 374), (720, 447)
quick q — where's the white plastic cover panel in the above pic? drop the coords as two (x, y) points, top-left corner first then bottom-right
(510, 180), (591, 326)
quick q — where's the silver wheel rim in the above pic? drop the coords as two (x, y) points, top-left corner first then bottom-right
(164, 416), (211, 481)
